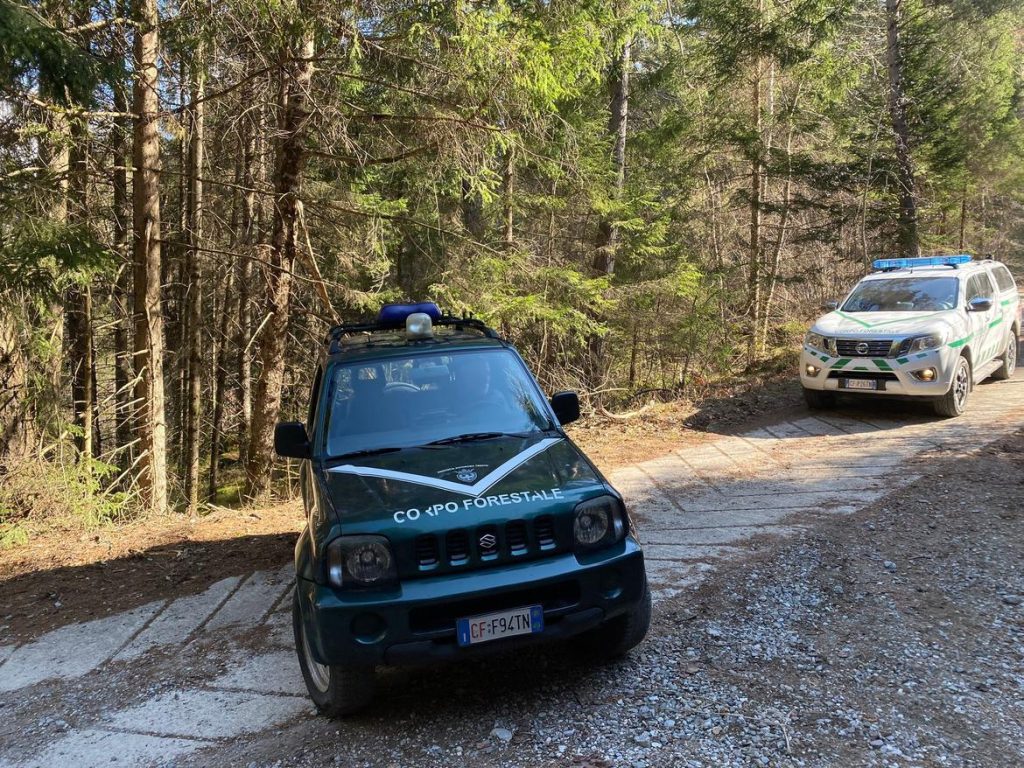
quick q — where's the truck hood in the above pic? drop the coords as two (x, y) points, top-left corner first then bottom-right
(813, 310), (958, 337)
(319, 434), (603, 534)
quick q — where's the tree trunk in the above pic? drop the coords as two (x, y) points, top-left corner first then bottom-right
(588, 33), (631, 393)
(208, 266), (234, 500)
(132, 0), (168, 513)
(246, 34), (316, 498)
(183, 55), (205, 514)
(501, 148), (515, 250)
(66, 101), (96, 462)
(594, 35), (631, 278)
(747, 1), (764, 367)
(461, 179), (485, 241)
(236, 96), (261, 470)
(0, 310), (35, 460)
(885, 0), (920, 256)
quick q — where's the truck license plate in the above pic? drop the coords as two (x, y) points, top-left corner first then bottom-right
(841, 378), (878, 390)
(456, 605), (544, 647)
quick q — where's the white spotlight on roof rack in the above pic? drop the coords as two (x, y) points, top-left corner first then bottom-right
(406, 312), (434, 339)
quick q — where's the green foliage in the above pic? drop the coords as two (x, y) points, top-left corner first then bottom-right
(0, 0), (100, 104)
(0, 220), (114, 298)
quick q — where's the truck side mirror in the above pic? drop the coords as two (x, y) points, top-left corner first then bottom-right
(275, 421), (311, 459)
(822, 300), (839, 311)
(550, 391), (580, 426)
(968, 297), (993, 313)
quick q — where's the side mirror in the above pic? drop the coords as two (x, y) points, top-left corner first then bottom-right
(968, 297), (993, 313)
(822, 300), (839, 311)
(550, 391), (580, 426)
(275, 421), (311, 459)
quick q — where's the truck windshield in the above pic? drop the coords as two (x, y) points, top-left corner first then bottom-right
(321, 348), (555, 459)
(842, 277), (958, 312)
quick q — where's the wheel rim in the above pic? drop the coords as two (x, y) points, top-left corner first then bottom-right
(953, 361), (970, 409)
(300, 619), (331, 693)
(1007, 337), (1017, 374)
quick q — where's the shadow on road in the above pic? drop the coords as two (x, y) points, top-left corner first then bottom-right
(0, 531), (297, 641)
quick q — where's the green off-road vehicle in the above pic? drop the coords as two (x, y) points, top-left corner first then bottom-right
(275, 303), (650, 715)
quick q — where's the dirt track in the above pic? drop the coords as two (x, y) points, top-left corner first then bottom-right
(1, 372), (1023, 767)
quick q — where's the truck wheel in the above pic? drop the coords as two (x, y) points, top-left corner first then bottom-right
(802, 387), (835, 410)
(292, 588), (376, 716)
(580, 579), (651, 661)
(991, 331), (1017, 380)
(933, 356), (972, 418)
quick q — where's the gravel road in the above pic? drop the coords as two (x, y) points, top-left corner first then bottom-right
(2, 375), (1023, 767)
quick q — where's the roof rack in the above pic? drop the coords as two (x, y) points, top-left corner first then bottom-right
(324, 312), (500, 352)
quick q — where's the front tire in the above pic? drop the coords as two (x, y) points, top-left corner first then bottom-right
(992, 331), (1018, 380)
(579, 579), (652, 661)
(292, 588), (376, 716)
(803, 387), (836, 410)
(933, 355), (972, 418)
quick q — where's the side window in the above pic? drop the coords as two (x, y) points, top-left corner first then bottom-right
(992, 265), (1016, 293)
(307, 365), (323, 432)
(966, 274), (994, 302)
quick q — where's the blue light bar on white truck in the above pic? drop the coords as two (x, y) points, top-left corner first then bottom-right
(872, 255), (972, 271)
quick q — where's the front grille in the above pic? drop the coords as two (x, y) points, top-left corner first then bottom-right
(445, 530), (470, 564)
(506, 520), (528, 554)
(415, 535), (439, 568)
(835, 339), (895, 358)
(827, 371), (898, 381)
(406, 515), (565, 577)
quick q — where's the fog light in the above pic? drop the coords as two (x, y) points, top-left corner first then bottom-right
(805, 364), (821, 377)
(911, 368), (937, 382)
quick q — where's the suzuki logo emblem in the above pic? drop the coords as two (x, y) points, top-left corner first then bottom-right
(478, 533), (497, 550)
(855, 342), (870, 355)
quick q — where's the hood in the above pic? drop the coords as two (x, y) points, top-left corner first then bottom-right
(813, 309), (957, 338)
(319, 434), (603, 536)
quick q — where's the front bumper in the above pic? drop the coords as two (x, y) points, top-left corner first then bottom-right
(296, 537), (646, 666)
(799, 346), (953, 397)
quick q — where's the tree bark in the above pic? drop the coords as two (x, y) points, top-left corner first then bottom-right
(236, 94), (261, 470)
(501, 148), (515, 250)
(246, 33), (316, 498)
(131, 0), (168, 513)
(885, 0), (920, 257)
(747, 0), (764, 367)
(588, 33), (631, 393)
(208, 265), (234, 499)
(183, 54), (205, 514)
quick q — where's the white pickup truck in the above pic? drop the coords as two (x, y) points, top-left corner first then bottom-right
(800, 255), (1020, 417)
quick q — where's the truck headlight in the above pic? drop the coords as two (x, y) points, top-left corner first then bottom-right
(325, 535), (398, 588)
(804, 332), (835, 356)
(573, 495), (626, 551)
(897, 333), (945, 356)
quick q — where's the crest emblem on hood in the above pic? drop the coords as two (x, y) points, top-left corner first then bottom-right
(456, 467), (478, 483)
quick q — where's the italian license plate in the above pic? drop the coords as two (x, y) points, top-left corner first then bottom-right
(841, 378), (878, 391)
(456, 605), (544, 647)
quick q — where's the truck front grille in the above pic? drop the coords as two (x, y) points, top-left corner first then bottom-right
(409, 515), (566, 575)
(835, 339), (895, 357)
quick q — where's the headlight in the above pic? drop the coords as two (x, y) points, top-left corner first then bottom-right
(325, 535), (397, 588)
(804, 332), (835, 356)
(897, 333), (944, 356)
(573, 495), (627, 551)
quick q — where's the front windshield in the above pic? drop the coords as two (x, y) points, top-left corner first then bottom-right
(841, 277), (958, 312)
(322, 349), (554, 458)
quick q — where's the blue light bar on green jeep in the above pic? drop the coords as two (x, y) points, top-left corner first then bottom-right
(378, 302), (441, 324)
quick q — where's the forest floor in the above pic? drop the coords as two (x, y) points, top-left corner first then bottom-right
(0, 360), (802, 639)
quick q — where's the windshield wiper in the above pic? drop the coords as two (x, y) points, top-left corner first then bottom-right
(330, 446), (403, 461)
(427, 432), (515, 446)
